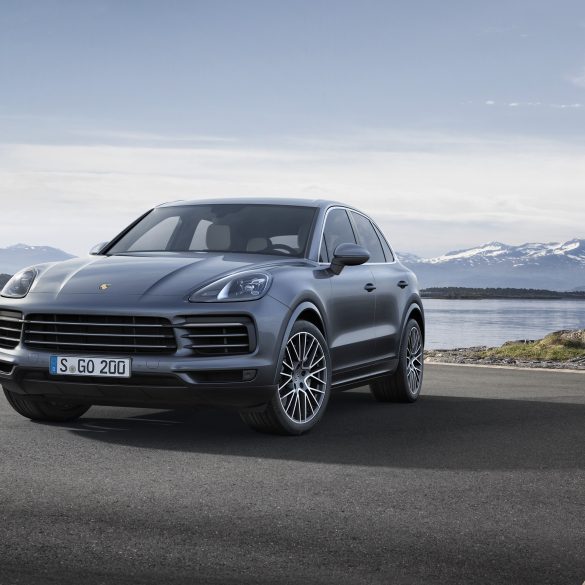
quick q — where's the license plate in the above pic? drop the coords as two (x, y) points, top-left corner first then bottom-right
(49, 356), (131, 378)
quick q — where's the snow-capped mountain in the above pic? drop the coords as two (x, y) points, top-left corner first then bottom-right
(398, 239), (585, 291)
(1, 240), (584, 291)
(0, 244), (75, 275)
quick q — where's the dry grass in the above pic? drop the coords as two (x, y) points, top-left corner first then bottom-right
(481, 330), (585, 361)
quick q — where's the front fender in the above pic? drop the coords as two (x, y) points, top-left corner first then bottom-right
(270, 300), (327, 386)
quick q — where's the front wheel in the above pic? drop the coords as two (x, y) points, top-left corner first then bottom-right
(240, 320), (331, 435)
(3, 389), (91, 422)
(370, 319), (424, 403)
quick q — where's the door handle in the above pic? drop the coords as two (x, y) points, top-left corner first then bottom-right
(364, 283), (376, 292)
(397, 280), (409, 289)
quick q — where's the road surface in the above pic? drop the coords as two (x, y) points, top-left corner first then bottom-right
(1, 364), (584, 584)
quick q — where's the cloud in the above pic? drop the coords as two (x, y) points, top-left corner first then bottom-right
(482, 101), (582, 109)
(550, 103), (582, 109)
(70, 129), (238, 144)
(569, 68), (585, 88)
(1, 130), (584, 257)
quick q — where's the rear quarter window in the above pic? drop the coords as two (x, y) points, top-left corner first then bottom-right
(350, 212), (386, 263)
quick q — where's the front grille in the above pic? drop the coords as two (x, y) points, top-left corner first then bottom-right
(23, 314), (177, 354)
(0, 310), (23, 350)
(176, 316), (254, 356)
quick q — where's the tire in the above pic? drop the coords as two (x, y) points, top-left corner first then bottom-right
(370, 318), (424, 403)
(240, 320), (331, 435)
(3, 388), (90, 422)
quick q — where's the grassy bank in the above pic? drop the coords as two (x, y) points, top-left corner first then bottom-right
(480, 331), (585, 361)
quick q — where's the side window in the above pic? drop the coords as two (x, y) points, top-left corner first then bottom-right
(320, 208), (357, 262)
(350, 212), (385, 263)
(373, 225), (395, 262)
(127, 216), (181, 251)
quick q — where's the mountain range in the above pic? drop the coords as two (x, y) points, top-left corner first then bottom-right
(398, 239), (585, 291)
(0, 240), (584, 292)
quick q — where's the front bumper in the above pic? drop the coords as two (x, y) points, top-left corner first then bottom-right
(0, 293), (290, 409)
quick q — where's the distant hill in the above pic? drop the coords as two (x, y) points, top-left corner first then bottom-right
(0, 274), (10, 288)
(399, 239), (585, 291)
(0, 244), (74, 275)
(421, 287), (585, 300)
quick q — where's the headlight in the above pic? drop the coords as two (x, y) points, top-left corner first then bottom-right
(1, 267), (38, 298)
(189, 272), (272, 302)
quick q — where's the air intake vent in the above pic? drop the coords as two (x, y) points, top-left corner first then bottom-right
(23, 314), (177, 354)
(177, 316), (255, 356)
(0, 310), (23, 350)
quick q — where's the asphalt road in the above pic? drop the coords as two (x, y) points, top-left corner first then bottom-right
(1, 364), (584, 585)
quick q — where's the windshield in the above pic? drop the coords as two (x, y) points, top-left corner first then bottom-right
(107, 204), (318, 257)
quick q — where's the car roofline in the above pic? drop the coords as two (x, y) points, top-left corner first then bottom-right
(155, 197), (347, 210)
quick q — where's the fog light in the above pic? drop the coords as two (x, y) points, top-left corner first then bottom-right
(242, 369), (257, 381)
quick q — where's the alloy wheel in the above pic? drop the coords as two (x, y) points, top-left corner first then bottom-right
(405, 326), (423, 395)
(278, 331), (327, 424)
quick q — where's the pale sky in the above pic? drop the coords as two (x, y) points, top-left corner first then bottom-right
(1, 0), (584, 257)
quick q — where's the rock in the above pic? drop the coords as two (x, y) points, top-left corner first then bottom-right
(551, 329), (585, 348)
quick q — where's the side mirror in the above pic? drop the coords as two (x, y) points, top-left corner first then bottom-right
(89, 241), (109, 255)
(330, 243), (369, 275)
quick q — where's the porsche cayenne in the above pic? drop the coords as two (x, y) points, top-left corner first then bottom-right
(0, 199), (424, 434)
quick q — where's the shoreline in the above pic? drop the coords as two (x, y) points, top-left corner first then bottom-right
(425, 347), (585, 371)
(422, 295), (585, 301)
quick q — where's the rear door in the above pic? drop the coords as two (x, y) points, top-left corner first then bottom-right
(320, 208), (377, 372)
(349, 211), (405, 361)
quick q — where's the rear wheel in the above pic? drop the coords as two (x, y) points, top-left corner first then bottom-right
(240, 320), (331, 435)
(370, 318), (423, 403)
(3, 389), (90, 422)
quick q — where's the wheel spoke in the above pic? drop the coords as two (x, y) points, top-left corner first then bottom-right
(304, 388), (319, 407)
(296, 334), (304, 363)
(291, 393), (299, 417)
(278, 374), (293, 391)
(305, 383), (325, 394)
(293, 345), (301, 363)
(280, 388), (295, 400)
(303, 338), (315, 365)
(307, 374), (325, 385)
(284, 346), (295, 369)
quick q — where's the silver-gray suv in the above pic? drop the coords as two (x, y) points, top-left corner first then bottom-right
(0, 198), (424, 434)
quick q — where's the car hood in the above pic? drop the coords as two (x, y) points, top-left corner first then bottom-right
(31, 253), (299, 297)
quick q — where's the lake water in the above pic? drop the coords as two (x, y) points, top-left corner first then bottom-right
(423, 299), (585, 349)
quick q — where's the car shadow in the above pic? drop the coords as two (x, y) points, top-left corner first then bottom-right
(55, 388), (585, 472)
